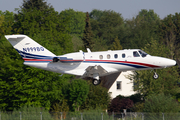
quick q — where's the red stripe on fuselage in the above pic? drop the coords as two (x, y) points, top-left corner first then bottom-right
(23, 58), (52, 61)
(60, 60), (83, 62)
(85, 59), (160, 68)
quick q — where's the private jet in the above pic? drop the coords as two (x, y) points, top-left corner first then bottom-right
(5, 35), (176, 85)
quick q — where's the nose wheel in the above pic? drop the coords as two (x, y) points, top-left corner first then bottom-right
(153, 72), (159, 79)
(151, 70), (159, 79)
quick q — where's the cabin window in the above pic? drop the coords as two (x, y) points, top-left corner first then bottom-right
(99, 55), (103, 59)
(114, 54), (118, 59)
(133, 51), (140, 57)
(117, 81), (122, 90)
(122, 53), (125, 58)
(107, 54), (110, 59)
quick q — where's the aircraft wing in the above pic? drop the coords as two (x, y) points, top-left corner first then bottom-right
(81, 65), (108, 78)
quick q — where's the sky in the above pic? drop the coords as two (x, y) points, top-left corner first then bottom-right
(0, 0), (180, 19)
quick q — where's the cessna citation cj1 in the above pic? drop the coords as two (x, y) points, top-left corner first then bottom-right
(5, 35), (176, 85)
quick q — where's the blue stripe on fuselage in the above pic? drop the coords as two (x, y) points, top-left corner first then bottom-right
(83, 61), (148, 68)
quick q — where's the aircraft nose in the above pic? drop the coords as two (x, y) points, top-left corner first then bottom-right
(155, 57), (177, 68)
(166, 59), (176, 67)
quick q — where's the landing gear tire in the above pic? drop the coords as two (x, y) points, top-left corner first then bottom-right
(153, 72), (159, 79)
(92, 79), (101, 86)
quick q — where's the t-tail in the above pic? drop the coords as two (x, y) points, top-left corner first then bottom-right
(5, 34), (56, 63)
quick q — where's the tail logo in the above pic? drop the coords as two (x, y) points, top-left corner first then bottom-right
(23, 47), (44, 52)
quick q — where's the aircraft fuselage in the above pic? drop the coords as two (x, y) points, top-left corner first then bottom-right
(24, 49), (176, 77)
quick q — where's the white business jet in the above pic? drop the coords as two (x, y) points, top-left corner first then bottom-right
(5, 35), (176, 85)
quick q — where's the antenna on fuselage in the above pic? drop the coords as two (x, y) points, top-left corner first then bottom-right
(87, 48), (91, 53)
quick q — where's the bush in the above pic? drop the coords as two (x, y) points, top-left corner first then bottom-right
(131, 102), (144, 112)
(81, 82), (110, 110)
(108, 97), (134, 112)
(143, 93), (179, 113)
(129, 93), (144, 104)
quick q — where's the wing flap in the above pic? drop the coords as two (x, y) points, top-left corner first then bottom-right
(81, 65), (108, 78)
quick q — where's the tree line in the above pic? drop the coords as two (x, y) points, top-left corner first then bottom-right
(0, 0), (180, 113)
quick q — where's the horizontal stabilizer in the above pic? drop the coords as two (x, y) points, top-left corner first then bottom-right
(5, 35), (25, 39)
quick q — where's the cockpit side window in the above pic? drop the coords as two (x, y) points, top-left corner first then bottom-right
(133, 51), (140, 57)
(139, 50), (148, 57)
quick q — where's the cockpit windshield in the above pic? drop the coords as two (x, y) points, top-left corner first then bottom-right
(138, 50), (148, 57)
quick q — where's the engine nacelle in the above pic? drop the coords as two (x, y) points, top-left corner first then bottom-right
(59, 52), (84, 62)
(52, 52), (84, 63)
(52, 57), (60, 62)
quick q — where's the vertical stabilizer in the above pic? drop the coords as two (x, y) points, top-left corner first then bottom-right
(5, 34), (55, 62)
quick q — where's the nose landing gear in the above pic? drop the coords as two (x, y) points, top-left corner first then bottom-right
(151, 70), (159, 79)
(153, 72), (159, 79)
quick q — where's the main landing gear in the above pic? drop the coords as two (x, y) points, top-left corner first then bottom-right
(92, 73), (101, 86)
(92, 79), (101, 86)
